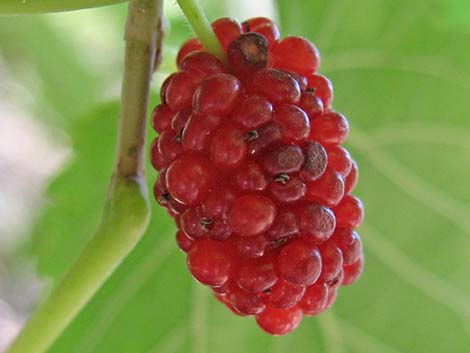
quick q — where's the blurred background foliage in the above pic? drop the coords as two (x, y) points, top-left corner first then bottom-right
(0, 0), (469, 352)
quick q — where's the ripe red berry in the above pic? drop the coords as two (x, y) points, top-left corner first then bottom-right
(310, 111), (349, 145)
(266, 210), (299, 242)
(179, 51), (225, 76)
(160, 73), (175, 104)
(229, 287), (266, 315)
(260, 144), (305, 175)
(300, 141), (328, 182)
(272, 104), (310, 143)
(176, 38), (203, 65)
(211, 125), (247, 169)
(300, 283), (328, 316)
(317, 242), (343, 282)
(331, 228), (363, 265)
(237, 255), (278, 292)
(180, 207), (207, 239)
(269, 36), (320, 75)
(151, 104), (173, 133)
(227, 33), (268, 80)
(235, 234), (267, 258)
(265, 278), (305, 309)
(165, 71), (202, 111)
(333, 194), (364, 228)
(342, 257), (364, 285)
(298, 204), (336, 241)
(181, 113), (221, 152)
(187, 239), (234, 287)
(344, 160), (359, 194)
(247, 68), (301, 104)
(193, 73), (242, 115)
(166, 155), (213, 206)
(305, 167), (345, 207)
(255, 305), (303, 335)
(326, 145), (352, 177)
(306, 74), (333, 108)
(268, 175), (306, 204)
(170, 109), (191, 133)
(242, 17), (280, 44)
(176, 230), (194, 253)
(299, 91), (323, 118)
(232, 95), (273, 130)
(151, 16), (363, 335)
(232, 161), (268, 191)
(157, 130), (183, 163)
(150, 138), (166, 171)
(228, 195), (276, 236)
(247, 123), (282, 155)
(212, 17), (243, 51)
(201, 186), (236, 218)
(277, 239), (322, 286)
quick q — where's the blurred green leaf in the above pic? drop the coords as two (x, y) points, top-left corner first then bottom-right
(0, 16), (98, 125)
(0, 4), (127, 127)
(437, 0), (470, 33)
(277, 0), (470, 352)
(21, 0), (470, 352)
(27, 103), (118, 279)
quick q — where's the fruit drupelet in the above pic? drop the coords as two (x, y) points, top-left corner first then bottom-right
(150, 17), (364, 335)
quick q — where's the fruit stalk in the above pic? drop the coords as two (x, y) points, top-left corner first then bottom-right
(0, 0), (127, 14)
(176, 0), (225, 61)
(5, 1), (163, 353)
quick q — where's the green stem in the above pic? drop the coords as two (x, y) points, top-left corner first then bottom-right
(176, 0), (225, 61)
(7, 178), (150, 353)
(0, 0), (127, 15)
(6, 1), (164, 353)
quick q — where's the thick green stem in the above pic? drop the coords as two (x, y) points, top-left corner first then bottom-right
(6, 1), (163, 353)
(115, 0), (162, 179)
(6, 178), (149, 353)
(0, 0), (127, 15)
(176, 0), (225, 61)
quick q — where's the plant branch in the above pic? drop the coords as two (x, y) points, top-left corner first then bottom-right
(6, 1), (163, 353)
(115, 0), (161, 179)
(176, 0), (225, 61)
(0, 0), (127, 15)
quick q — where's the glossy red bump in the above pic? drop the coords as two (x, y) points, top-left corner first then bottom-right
(232, 95), (273, 130)
(269, 36), (320, 75)
(187, 239), (234, 287)
(210, 125), (247, 170)
(176, 38), (203, 65)
(306, 74), (333, 108)
(166, 155), (213, 206)
(228, 195), (276, 236)
(310, 111), (349, 145)
(243, 17), (280, 44)
(193, 73), (242, 116)
(273, 104), (310, 143)
(300, 283), (328, 316)
(247, 68), (301, 104)
(277, 239), (322, 286)
(305, 167), (345, 208)
(298, 204), (336, 242)
(212, 17), (243, 51)
(256, 306), (303, 335)
(333, 194), (364, 228)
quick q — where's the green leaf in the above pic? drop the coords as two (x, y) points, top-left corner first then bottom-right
(0, 4), (127, 127)
(0, 0), (127, 15)
(276, 0), (470, 352)
(23, 0), (470, 352)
